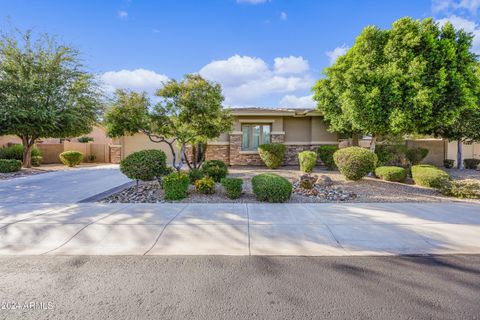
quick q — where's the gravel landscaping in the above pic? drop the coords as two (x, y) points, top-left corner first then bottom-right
(100, 166), (480, 203)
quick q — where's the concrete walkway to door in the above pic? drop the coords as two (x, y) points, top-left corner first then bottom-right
(0, 202), (479, 256)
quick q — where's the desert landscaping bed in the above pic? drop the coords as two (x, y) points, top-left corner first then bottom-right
(100, 166), (480, 204)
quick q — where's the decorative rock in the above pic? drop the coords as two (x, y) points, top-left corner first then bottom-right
(316, 175), (334, 187)
(292, 179), (356, 201)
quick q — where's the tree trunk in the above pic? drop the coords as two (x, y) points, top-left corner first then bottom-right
(351, 134), (359, 147)
(20, 136), (34, 168)
(175, 143), (186, 171)
(457, 140), (464, 169)
(369, 135), (377, 153)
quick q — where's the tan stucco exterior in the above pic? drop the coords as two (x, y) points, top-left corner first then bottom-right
(121, 134), (179, 164)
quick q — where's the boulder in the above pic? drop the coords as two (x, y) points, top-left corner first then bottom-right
(316, 175), (334, 186)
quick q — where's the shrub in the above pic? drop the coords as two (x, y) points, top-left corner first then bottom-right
(258, 143), (286, 169)
(439, 180), (480, 199)
(317, 145), (338, 170)
(77, 136), (94, 143)
(374, 166), (407, 182)
(194, 176), (216, 194)
(120, 149), (168, 181)
(464, 158), (480, 170)
(163, 171), (189, 200)
(0, 159), (22, 173)
(31, 156), (42, 167)
(333, 147), (377, 181)
(411, 164), (451, 189)
(201, 160), (228, 182)
(59, 151), (83, 167)
(406, 147), (429, 165)
(375, 144), (407, 166)
(251, 173), (292, 203)
(443, 159), (455, 169)
(0, 144), (42, 161)
(188, 168), (204, 184)
(298, 151), (317, 173)
(221, 177), (243, 199)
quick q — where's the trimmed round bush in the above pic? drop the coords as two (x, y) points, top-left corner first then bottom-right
(59, 151), (83, 167)
(258, 143), (286, 169)
(163, 171), (189, 200)
(317, 145), (338, 170)
(194, 176), (216, 194)
(298, 151), (317, 173)
(221, 177), (243, 199)
(120, 149), (168, 181)
(201, 160), (228, 182)
(251, 173), (292, 203)
(464, 158), (480, 169)
(444, 159), (455, 169)
(411, 165), (451, 189)
(406, 147), (429, 165)
(0, 144), (42, 162)
(0, 159), (22, 173)
(333, 147), (377, 181)
(188, 168), (204, 184)
(31, 156), (42, 167)
(374, 166), (407, 182)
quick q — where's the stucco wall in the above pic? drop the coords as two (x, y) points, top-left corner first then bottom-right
(311, 117), (338, 143)
(406, 139), (446, 167)
(446, 141), (480, 167)
(0, 135), (22, 148)
(121, 133), (179, 164)
(232, 116), (283, 132)
(283, 117), (311, 142)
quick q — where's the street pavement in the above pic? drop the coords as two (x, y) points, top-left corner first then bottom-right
(0, 202), (479, 256)
(0, 255), (479, 320)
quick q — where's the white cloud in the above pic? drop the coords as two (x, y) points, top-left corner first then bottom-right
(117, 10), (128, 19)
(279, 94), (316, 108)
(280, 12), (288, 20)
(432, 0), (480, 14)
(437, 15), (480, 53)
(199, 55), (313, 105)
(325, 45), (349, 65)
(236, 0), (269, 4)
(274, 56), (309, 74)
(100, 69), (169, 94)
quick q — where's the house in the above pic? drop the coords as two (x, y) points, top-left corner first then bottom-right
(114, 107), (480, 168)
(116, 107), (339, 166)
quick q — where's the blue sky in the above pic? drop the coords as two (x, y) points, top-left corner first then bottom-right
(1, 0), (479, 107)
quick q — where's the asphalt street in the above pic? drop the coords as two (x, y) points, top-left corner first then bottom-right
(0, 255), (479, 320)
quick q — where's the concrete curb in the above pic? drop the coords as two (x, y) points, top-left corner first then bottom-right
(77, 181), (135, 203)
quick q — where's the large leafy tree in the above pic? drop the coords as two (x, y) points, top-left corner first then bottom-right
(0, 30), (103, 167)
(104, 74), (233, 171)
(313, 17), (480, 153)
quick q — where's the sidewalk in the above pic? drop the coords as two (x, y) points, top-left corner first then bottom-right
(1, 202), (479, 256)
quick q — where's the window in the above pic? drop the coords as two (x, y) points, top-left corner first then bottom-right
(241, 124), (271, 151)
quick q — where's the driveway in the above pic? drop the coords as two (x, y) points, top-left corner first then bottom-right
(0, 202), (479, 256)
(0, 165), (131, 204)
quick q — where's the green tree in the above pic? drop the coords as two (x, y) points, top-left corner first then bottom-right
(313, 17), (480, 153)
(104, 74), (233, 171)
(0, 30), (102, 167)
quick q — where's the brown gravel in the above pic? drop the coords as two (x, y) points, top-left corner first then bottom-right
(100, 166), (480, 204)
(0, 168), (47, 181)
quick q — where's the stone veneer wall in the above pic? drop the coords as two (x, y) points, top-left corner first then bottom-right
(229, 133), (286, 166)
(205, 144), (230, 164)
(284, 144), (324, 166)
(109, 145), (122, 164)
(184, 144), (230, 165)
